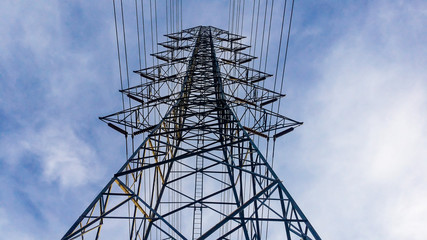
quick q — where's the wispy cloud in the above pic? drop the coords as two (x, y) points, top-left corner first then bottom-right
(274, 1), (427, 239)
(12, 123), (101, 187)
(0, 1), (124, 238)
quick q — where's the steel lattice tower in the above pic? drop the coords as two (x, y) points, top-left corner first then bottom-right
(62, 26), (320, 240)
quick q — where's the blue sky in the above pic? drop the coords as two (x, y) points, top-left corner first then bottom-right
(0, 0), (426, 239)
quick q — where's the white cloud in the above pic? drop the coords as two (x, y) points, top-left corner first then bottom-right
(27, 124), (101, 187)
(0, 0), (114, 189)
(276, 1), (427, 239)
(0, 1), (125, 237)
(1, 121), (102, 188)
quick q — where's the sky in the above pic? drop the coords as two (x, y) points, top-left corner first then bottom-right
(0, 0), (426, 239)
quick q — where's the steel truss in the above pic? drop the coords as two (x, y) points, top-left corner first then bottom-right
(62, 26), (320, 240)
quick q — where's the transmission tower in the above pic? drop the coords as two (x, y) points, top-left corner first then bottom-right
(62, 26), (320, 240)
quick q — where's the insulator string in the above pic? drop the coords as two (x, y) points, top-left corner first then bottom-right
(166, 0), (169, 35)
(135, 0), (142, 85)
(276, 0), (294, 125)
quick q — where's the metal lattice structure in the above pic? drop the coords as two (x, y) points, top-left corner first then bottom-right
(62, 26), (320, 240)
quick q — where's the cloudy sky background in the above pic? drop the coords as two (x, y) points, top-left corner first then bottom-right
(0, 0), (426, 239)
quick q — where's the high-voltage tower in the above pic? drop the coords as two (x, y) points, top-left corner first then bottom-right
(62, 26), (320, 240)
